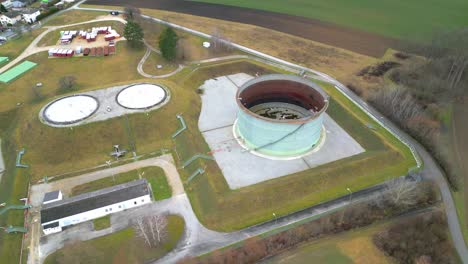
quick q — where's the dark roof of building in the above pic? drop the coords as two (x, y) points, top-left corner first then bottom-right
(21, 8), (40, 15)
(3, 11), (21, 18)
(41, 179), (150, 223)
(43, 190), (60, 202)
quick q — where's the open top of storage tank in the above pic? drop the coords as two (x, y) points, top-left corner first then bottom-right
(236, 74), (328, 124)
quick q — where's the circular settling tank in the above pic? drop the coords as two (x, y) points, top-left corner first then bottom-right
(235, 74), (329, 157)
(43, 95), (99, 125)
(117, 84), (166, 109)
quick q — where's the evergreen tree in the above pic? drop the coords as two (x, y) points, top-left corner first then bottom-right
(158, 27), (178, 61)
(123, 20), (144, 48)
(0, 4), (7, 13)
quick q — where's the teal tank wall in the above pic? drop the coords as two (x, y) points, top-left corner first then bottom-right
(235, 74), (328, 157)
(236, 110), (324, 156)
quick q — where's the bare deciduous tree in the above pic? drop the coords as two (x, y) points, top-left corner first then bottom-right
(124, 6), (141, 21)
(150, 215), (167, 243)
(370, 86), (423, 122)
(211, 27), (232, 53)
(135, 217), (152, 246)
(134, 215), (168, 247)
(385, 177), (417, 206)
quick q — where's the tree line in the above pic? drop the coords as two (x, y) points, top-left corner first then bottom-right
(353, 29), (468, 190)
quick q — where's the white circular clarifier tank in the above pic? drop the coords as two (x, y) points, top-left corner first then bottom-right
(117, 84), (166, 109)
(44, 95), (98, 124)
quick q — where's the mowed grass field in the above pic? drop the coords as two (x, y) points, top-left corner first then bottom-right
(195, 0), (468, 40)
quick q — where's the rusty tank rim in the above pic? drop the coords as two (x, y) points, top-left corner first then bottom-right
(236, 74), (329, 124)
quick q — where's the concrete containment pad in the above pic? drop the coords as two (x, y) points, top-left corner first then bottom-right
(39, 83), (170, 127)
(198, 73), (365, 189)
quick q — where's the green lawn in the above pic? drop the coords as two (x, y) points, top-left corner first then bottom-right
(195, 0), (468, 40)
(72, 167), (171, 200)
(44, 215), (185, 264)
(93, 215), (111, 230)
(142, 51), (179, 76)
(71, 170), (140, 196)
(143, 168), (172, 200)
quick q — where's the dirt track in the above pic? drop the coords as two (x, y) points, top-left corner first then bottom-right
(85, 0), (397, 57)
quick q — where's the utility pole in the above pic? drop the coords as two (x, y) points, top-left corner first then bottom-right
(340, 187), (353, 224)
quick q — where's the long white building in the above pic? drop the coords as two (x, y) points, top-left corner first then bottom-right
(40, 179), (152, 235)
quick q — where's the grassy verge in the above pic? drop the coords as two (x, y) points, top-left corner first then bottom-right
(142, 51), (179, 76)
(42, 10), (107, 26)
(93, 215), (111, 230)
(44, 215), (184, 264)
(72, 166), (171, 200)
(0, 109), (29, 264)
(71, 170), (138, 195)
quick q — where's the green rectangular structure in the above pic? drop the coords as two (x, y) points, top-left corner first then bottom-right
(0, 61), (37, 83)
(0, 57), (9, 65)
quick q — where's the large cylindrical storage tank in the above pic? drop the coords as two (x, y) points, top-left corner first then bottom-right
(235, 74), (329, 158)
